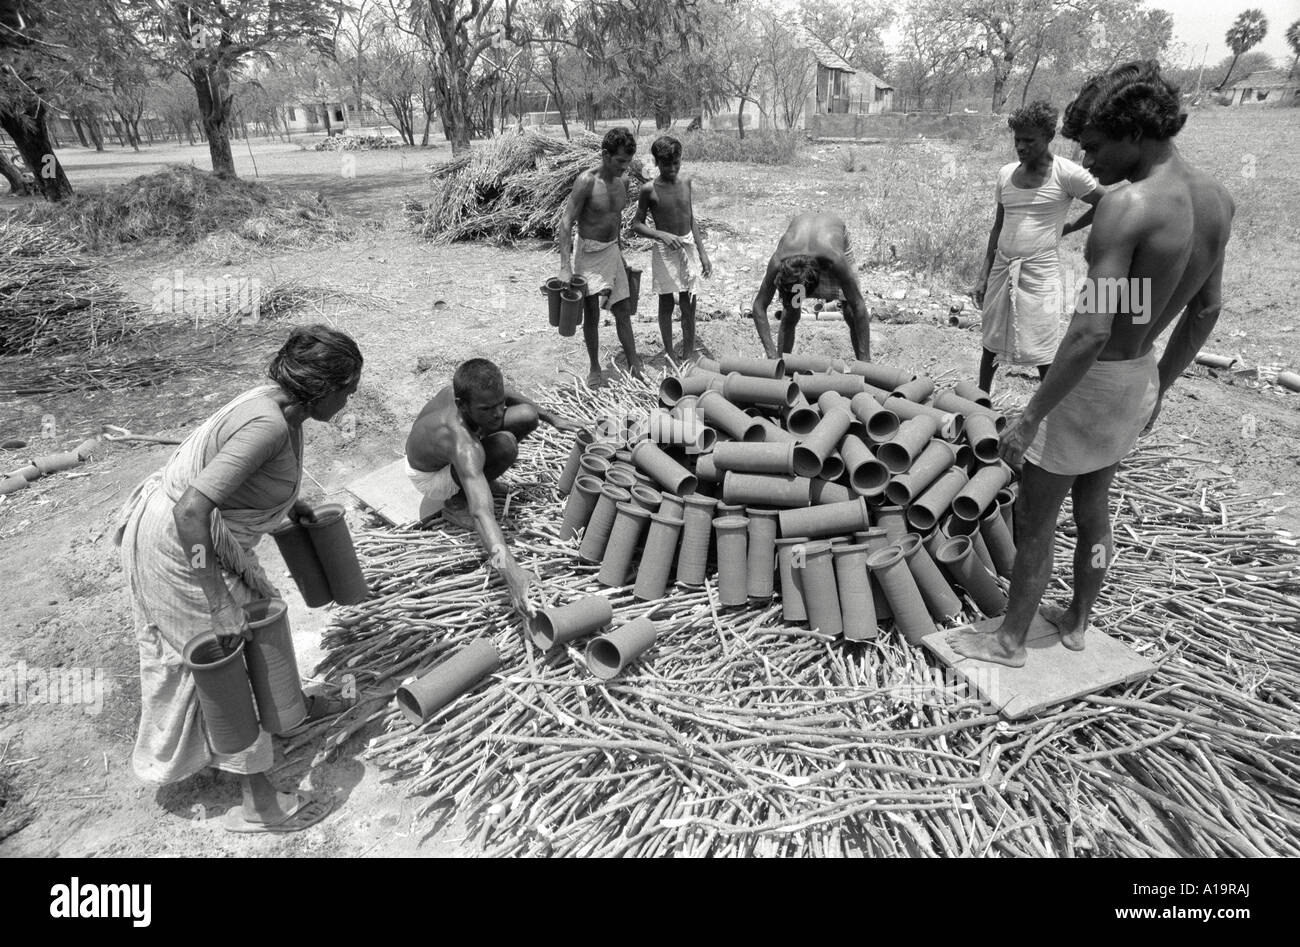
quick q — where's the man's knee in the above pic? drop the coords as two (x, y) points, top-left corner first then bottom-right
(503, 404), (539, 440)
(481, 431), (519, 480)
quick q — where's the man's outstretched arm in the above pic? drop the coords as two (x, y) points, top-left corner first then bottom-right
(750, 258), (780, 358)
(451, 437), (537, 615)
(504, 386), (582, 432)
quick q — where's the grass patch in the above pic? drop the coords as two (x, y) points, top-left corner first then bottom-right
(681, 130), (802, 165)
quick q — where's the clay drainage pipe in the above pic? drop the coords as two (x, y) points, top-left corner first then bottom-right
(396, 639), (500, 725)
(586, 616), (659, 680)
(782, 397), (822, 436)
(793, 372), (864, 400)
(963, 413), (1001, 465)
(795, 540), (842, 636)
(952, 462), (1011, 521)
(630, 439), (698, 496)
(301, 503), (369, 605)
(832, 542), (877, 641)
(712, 441), (796, 476)
(866, 544), (935, 645)
(597, 502), (652, 587)
(556, 429), (597, 495)
(907, 467), (970, 533)
(675, 494), (719, 587)
(778, 497), (869, 539)
(783, 354), (845, 374)
(712, 515), (750, 606)
(849, 392), (900, 441)
(241, 598), (306, 734)
(528, 596), (614, 650)
(935, 535), (1007, 617)
(745, 508), (781, 599)
(885, 439), (958, 506)
(720, 355), (786, 378)
(722, 472), (811, 508)
(182, 633), (261, 754)
(792, 404), (851, 478)
(848, 361), (915, 391)
(559, 475), (603, 541)
(723, 372), (799, 407)
(698, 390), (765, 442)
(877, 415), (940, 474)
(896, 534), (962, 623)
(841, 435), (889, 497)
(633, 512), (684, 601)
(578, 483), (630, 563)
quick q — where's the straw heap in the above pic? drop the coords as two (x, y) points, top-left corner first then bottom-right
(311, 371), (1300, 857)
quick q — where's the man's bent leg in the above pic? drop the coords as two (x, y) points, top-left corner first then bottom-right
(978, 348), (998, 394)
(1044, 462), (1119, 651)
(657, 294), (675, 356)
(949, 462), (1074, 667)
(777, 306), (801, 355)
(480, 431), (520, 482)
(582, 294), (601, 383)
(502, 404), (540, 443)
(611, 299), (643, 378)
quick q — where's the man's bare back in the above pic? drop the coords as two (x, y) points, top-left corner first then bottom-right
(405, 387), (468, 473)
(773, 212), (851, 270)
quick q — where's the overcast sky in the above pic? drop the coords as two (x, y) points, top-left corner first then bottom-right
(1152, 0), (1298, 67)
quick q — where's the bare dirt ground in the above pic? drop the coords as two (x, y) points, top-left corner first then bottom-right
(2, 109), (1297, 857)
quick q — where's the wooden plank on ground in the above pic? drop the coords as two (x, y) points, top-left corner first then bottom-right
(921, 611), (1156, 720)
(346, 458), (442, 527)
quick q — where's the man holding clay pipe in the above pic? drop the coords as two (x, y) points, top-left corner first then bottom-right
(406, 358), (581, 614)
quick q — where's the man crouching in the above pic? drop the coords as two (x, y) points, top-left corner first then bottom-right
(405, 358), (581, 613)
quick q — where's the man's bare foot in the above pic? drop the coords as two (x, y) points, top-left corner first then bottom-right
(441, 492), (474, 530)
(948, 621), (1027, 668)
(586, 369), (605, 388)
(1040, 602), (1087, 652)
(627, 361), (646, 381)
(486, 479), (509, 498)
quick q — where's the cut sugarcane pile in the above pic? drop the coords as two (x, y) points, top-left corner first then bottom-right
(313, 370), (1300, 857)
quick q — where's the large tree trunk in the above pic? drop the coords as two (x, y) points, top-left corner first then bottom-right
(321, 101), (333, 136)
(736, 98), (746, 140)
(115, 109), (141, 151)
(654, 103), (671, 129)
(421, 113), (431, 146)
(70, 117), (90, 148)
(0, 149), (33, 195)
(0, 104), (73, 201)
(189, 62), (236, 177)
(87, 117), (105, 151)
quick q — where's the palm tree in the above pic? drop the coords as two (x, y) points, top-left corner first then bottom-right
(1286, 19), (1300, 78)
(1216, 9), (1269, 91)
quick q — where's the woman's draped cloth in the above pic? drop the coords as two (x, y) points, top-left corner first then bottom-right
(114, 386), (299, 784)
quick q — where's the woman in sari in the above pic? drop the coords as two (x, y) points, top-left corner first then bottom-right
(116, 325), (363, 832)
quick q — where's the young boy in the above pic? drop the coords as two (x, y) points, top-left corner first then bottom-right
(630, 135), (711, 361)
(558, 127), (644, 384)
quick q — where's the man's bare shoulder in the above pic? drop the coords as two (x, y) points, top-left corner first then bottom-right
(1187, 165), (1235, 218)
(571, 169), (598, 196)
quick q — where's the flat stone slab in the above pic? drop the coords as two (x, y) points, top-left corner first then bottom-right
(921, 611), (1156, 720)
(346, 458), (441, 527)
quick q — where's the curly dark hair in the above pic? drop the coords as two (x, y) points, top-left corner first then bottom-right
(775, 256), (821, 298)
(1062, 60), (1186, 142)
(267, 324), (362, 405)
(1008, 100), (1058, 138)
(650, 135), (682, 164)
(453, 358), (504, 403)
(601, 126), (636, 157)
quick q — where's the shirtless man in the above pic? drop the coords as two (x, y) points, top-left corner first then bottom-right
(405, 358), (581, 614)
(559, 127), (644, 384)
(951, 60), (1234, 668)
(630, 135), (712, 360)
(751, 212), (871, 361)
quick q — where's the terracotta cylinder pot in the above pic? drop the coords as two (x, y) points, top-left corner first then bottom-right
(850, 391), (900, 442)
(793, 371), (864, 400)
(952, 462), (1011, 521)
(795, 540), (842, 636)
(579, 454), (611, 481)
(815, 390), (851, 415)
(658, 493), (685, 521)
(980, 506), (1018, 579)
(241, 598), (306, 735)
(933, 391), (1005, 430)
(783, 399), (822, 436)
(810, 479), (853, 505)
(586, 616), (659, 680)
(634, 513), (685, 601)
(953, 442), (975, 473)
(659, 376), (686, 406)
(783, 354), (845, 374)
(544, 277), (566, 326)
(884, 439), (958, 506)
(908, 467), (969, 533)
(952, 380), (993, 407)
(866, 545), (934, 645)
(832, 542), (877, 641)
(779, 497), (868, 539)
(996, 488), (1015, 538)
(649, 415), (714, 453)
(698, 390), (764, 442)
(557, 429), (597, 496)
(630, 439), (698, 496)
(820, 451), (846, 482)
(720, 356), (785, 379)
(528, 595), (614, 650)
(885, 398), (963, 439)
(877, 414), (940, 474)
(606, 468), (637, 492)
(182, 633), (261, 754)
(271, 520), (333, 608)
(897, 534), (963, 622)
(678, 371), (726, 399)
(841, 435), (889, 496)
(695, 357), (722, 373)
(34, 452), (81, 475)
(396, 639), (500, 725)
(941, 513), (997, 575)
(578, 483), (630, 563)
(723, 372), (799, 408)
(963, 412), (1001, 465)
(859, 528), (894, 620)
(597, 502), (652, 586)
(753, 416), (798, 443)
(745, 508), (781, 599)
(568, 275), (589, 295)
(872, 505), (909, 542)
(1195, 353), (1237, 370)
(630, 483), (663, 512)
(694, 452), (720, 484)
(303, 504), (369, 605)
(0, 475), (30, 495)
(676, 494), (719, 587)
(722, 471), (811, 507)
(558, 288), (583, 336)
(793, 406), (851, 478)
(890, 376), (935, 403)
(670, 395), (700, 421)
(716, 502), (745, 517)
(935, 535), (1007, 617)
(847, 361), (915, 390)
(775, 537), (810, 621)
(559, 474), (603, 541)
(713, 441), (796, 476)
(712, 515), (750, 606)
(1277, 371), (1300, 392)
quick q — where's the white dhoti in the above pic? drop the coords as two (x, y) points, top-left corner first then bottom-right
(574, 236), (630, 310)
(981, 248), (1063, 366)
(651, 233), (697, 297)
(406, 459), (459, 502)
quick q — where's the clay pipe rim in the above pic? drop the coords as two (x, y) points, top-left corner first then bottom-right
(864, 544), (905, 569)
(933, 534), (973, 565)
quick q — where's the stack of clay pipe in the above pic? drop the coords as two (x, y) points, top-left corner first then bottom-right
(0, 437), (100, 496)
(541, 275), (600, 338)
(554, 355), (1022, 645)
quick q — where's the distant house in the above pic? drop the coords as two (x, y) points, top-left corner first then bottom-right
(282, 96), (393, 134)
(1224, 69), (1299, 107)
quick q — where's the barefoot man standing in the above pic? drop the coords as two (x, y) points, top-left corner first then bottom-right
(406, 358), (581, 614)
(951, 61), (1234, 668)
(559, 127), (645, 383)
(751, 212), (871, 361)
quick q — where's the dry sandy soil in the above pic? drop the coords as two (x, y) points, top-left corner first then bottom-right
(1, 109), (1297, 857)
